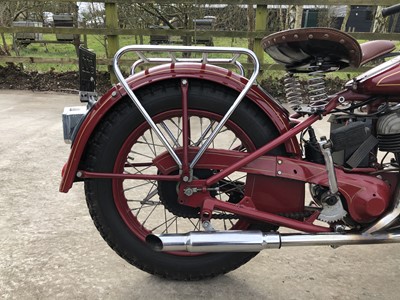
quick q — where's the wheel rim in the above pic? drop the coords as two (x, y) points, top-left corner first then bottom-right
(112, 109), (258, 253)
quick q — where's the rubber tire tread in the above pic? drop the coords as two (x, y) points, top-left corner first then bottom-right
(83, 79), (283, 280)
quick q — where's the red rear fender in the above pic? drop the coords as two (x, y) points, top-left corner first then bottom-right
(60, 63), (299, 192)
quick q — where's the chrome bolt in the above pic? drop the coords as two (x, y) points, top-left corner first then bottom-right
(202, 221), (215, 232)
(184, 188), (194, 196)
(277, 171), (282, 175)
(76, 171), (83, 178)
(111, 91), (117, 97)
(334, 224), (346, 233)
(181, 79), (188, 85)
(182, 176), (189, 182)
(277, 160), (282, 165)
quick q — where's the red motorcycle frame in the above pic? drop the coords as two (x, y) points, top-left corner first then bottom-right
(61, 24), (400, 280)
(61, 42), (399, 233)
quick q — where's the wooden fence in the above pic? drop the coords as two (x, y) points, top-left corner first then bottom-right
(1, 0), (400, 70)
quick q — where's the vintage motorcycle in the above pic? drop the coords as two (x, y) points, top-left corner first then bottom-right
(61, 5), (400, 280)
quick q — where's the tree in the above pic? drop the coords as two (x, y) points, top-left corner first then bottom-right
(247, 4), (254, 52)
(373, 6), (389, 33)
(0, 1), (80, 55)
(341, 5), (351, 31)
(287, 5), (303, 29)
(117, 3), (249, 46)
(0, 1), (46, 55)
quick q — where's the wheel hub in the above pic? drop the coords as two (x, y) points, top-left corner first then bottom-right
(158, 169), (244, 218)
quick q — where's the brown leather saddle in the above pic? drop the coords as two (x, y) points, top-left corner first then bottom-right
(261, 27), (396, 73)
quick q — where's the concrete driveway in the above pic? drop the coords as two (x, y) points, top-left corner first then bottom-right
(1, 90), (400, 300)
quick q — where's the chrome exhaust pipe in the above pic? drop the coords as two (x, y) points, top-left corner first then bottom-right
(146, 230), (400, 252)
(146, 231), (281, 252)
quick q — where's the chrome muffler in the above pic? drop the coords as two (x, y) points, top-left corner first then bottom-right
(146, 230), (400, 252)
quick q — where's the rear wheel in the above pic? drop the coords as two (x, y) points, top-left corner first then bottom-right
(84, 79), (283, 280)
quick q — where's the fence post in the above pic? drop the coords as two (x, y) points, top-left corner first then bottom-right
(105, 1), (120, 83)
(254, 5), (268, 66)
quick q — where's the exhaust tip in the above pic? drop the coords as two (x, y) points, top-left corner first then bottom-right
(146, 234), (163, 251)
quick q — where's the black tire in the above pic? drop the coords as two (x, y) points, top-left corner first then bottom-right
(83, 79), (284, 280)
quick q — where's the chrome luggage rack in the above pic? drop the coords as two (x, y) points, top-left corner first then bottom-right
(113, 45), (260, 171)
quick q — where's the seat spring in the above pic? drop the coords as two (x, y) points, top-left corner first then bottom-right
(308, 72), (329, 109)
(284, 72), (304, 110)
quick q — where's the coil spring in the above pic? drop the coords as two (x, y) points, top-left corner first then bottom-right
(308, 72), (328, 109)
(284, 73), (304, 110)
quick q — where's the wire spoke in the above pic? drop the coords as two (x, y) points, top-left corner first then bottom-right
(140, 132), (157, 157)
(151, 215), (178, 232)
(188, 218), (201, 230)
(140, 202), (160, 224)
(128, 149), (154, 160)
(130, 203), (158, 211)
(149, 129), (158, 156)
(193, 120), (216, 147)
(125, 164), (153, 176)
(159, 214), (180, 234)
(124, 180), (154, 192)
(228, 136), (239, 150)
(168, 118), (183, 140)
(131, 140), (165, 149)
(159, 121), (181, 147)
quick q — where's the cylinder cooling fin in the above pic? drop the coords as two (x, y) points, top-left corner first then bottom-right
(377, 112), (400, 152)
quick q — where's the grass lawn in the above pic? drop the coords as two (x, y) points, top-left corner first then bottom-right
(2, 33), (259, 72)
(2, 33), (397, 83)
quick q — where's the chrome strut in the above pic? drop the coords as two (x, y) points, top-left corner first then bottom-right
(318, 137), (338, 195)
(112, 45), (260, 172)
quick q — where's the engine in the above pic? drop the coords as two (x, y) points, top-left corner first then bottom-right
(323, 112), (400, 168)
(328, 115), (377, 169)
(303, 112), (398, 225)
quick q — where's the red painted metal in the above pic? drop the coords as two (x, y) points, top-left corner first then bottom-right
(275, 157), (391, 223)
(154, 147), (391, 223)
(60, 87), (117, 193)
(245, 175), (305, 213)
(323, 90), (371, 106)
(80, 170), (180, 181)
(356, 62), (400, 95)
(60, 63), (300, 193)
(380, 172), (399, 197)
(205, 113), (321, 186)
(181, 79), (190, 178)
(201, 197), (331, 233)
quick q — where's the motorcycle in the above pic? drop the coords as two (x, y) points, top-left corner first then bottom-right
(61, 4), (400, 280)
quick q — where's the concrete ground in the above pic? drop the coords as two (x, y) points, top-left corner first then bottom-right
(1, 89), (400, 300)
